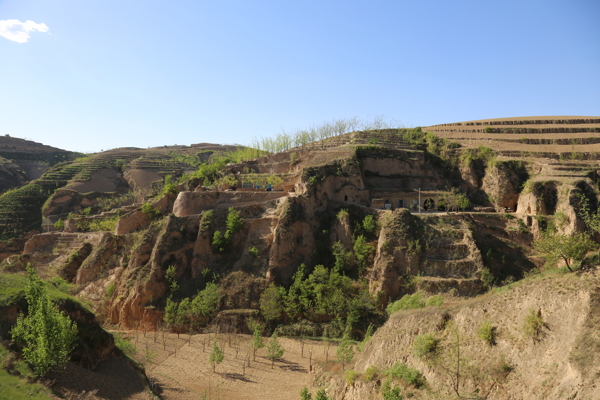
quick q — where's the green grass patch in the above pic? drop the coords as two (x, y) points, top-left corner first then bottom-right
(387, 291), (444, 314)
(413, 333), (439, 360)
(0, 273), (27, 307)
(86, 215), (119, 231)
(386, 291), (425, 314)
(0, 272), (79, 307)
(363, 365), (380, 382)
(477, 320), (496, 345)
(0, 343), (54, 400)
(384, 361), (426, 388)
(112, 332), (137, 357)
(523, 309), (545, 341)
(425, 294), (444, 307)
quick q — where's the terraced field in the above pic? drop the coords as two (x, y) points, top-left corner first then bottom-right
(0, 145), (236, 241)
(424, 116), (600, 158)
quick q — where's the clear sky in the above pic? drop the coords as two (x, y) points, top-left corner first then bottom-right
(1, 0), (599, 153)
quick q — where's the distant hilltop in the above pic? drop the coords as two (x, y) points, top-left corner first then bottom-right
(423, 115), (600, 155)
(0, 134), (72, 154)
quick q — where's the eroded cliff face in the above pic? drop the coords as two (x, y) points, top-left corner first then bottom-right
(13, 186), (529, 330)
(369, 210), (486, 305)
(8, 149), (591, 333)
(369, 209), (423, 303)
(361, 153), (443, 191)
(481, 160), (529, 211)
(516, 180), (593, 237)
(172, 191), (286, 217)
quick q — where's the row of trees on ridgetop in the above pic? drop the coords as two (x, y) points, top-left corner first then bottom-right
(249, 116), (397, 154)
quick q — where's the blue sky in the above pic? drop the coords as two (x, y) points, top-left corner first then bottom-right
(1, 0), (599, 153)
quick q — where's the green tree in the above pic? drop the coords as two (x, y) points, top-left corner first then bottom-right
(336, 334), (354, 371)
(438, 188), (469, 212)
(315, 389), (330, 400)
(266, 332), (285, 368)
(382, 380), (403, 400)
(332, 241), (351, 273)
(267, 174), (284, 188)
(164, 297), (179, 329)
(209, 340), (224, 373)
(165, 265), (179, 295)
(413, 333), (439, 361)
(284, 264), (309, 319)
(533, 231), (596, 271)
(211, 207), (244, 254)
(11, 266), (78, 377)
(212, 230), (229, 253)
(259, 283), (283, 322)
(362, 215), (377, 235)
(141, 202), (160, 220)
(353, 235), (374, 273)
(162, 174), (178, 195)
(226, 207), (244, 233)
(190, 282), (220, 324)
(252, 326), (264, 361)
(456, 193), (470, 211)
(300, 387), (313, 400)
(575, 193), (600, 233)
(215, 174), (237, 190)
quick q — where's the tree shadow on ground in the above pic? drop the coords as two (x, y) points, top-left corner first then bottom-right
(277, 358), (308, 373)
(222, 372), (256, 383)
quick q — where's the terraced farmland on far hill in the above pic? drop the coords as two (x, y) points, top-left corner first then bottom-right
(424, 116), (600, 158)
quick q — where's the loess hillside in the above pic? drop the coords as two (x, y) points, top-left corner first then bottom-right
(1, 116), (600, 399)
(0, 143), (245, 242)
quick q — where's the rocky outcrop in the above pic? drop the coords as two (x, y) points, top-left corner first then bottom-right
(482, 160), (529, 211)
(76, 233), (124, 284)
(368, 209), (424, 303)
(369, 210), (486, 304)
(173, 190), (286, 217)
(59, 242), (94, 282)
(42, 189), (120, 218)
(515, 180), (591, 237)
(268, 198), (317, 285)
(330, 212), (353, 249)
(5, 232), (104, 280)
(361, 153), (441, 190)
(459, 159), (486, 199)
(106, 216), (201, 329)
(123, 169), (163, 200)
(114, 210), (150, 235)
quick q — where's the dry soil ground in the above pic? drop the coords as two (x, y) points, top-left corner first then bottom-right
(125, 331), (338, 400)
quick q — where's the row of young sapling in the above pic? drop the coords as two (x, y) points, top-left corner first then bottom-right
(121, 319), (341, 376)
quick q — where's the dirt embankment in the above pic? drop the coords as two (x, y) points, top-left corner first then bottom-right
(326, 269), (600, 400)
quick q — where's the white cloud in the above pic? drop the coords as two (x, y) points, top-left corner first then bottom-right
(0, 19), (49, 43)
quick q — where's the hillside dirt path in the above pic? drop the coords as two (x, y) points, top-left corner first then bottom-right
(126, 331), (337, 400)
